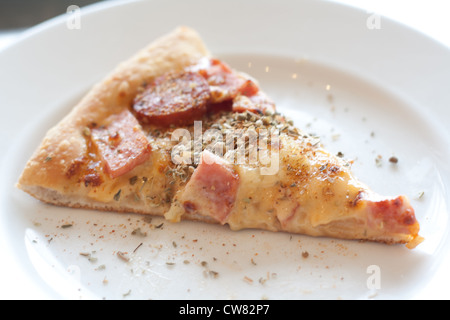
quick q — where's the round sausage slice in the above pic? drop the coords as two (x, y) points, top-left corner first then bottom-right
(197, 58), (259, 104)
(134, 71), (211, 127)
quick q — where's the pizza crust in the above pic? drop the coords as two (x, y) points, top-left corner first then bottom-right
(17, 26), (210, 194)
(20, 184), (219, 228)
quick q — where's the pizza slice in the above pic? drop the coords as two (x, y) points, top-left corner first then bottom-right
(17, 26), (423, 249)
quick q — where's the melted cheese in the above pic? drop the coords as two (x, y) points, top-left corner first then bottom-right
(77, 108), (422, 248)
(226, 135), (367, 233)
(83, 112), (368, 236)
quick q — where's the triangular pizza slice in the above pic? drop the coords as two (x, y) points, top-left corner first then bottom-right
(17, 27), (423, 249)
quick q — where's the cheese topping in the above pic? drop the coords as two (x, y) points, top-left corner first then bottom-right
(60, 57), (421, 247)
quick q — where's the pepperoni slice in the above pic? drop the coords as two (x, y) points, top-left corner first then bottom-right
(238, 78), (259, 97)
(197, 58), (260, 103)
(133, 71), (210, 127)
(91, 110), (151, 179)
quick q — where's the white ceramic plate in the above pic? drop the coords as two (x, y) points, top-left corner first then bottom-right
(1, 0), (449, 300)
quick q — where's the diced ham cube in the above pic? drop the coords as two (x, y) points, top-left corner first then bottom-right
(181, 151), (240, 224)
(367, 195), (420, 236)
